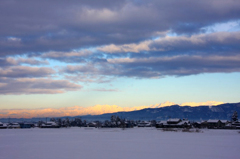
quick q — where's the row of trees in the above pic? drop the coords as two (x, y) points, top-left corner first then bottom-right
(37, 111), (238, 128)
(38, 117), (85, 127)
(37, 115), (153, 128)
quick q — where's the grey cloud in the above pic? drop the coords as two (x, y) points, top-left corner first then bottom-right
(0, 0), (240, 56)
(15, 58), (49, 65)
(41, 50), (92, 63)
(109, 55), (240, 77)
(97, 31), (240, 57)
(170, 23), (207, 35)
(0, 58), (14, 67)
(150, 31), (240, 55)
(40, 31), (240, 64)
(0, 0), (240, 88)
(0, 57), (49, 67)
(0, 66), (55, 78)
(0, 78), (82, 95)
(63, 54), (240, 78)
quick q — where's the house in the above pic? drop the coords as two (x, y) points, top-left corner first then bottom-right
(87, 122), (97, 127)
(220, 120), (229, 126)
(167, 118), (182, 124)
(200, 121), (208, 128)
(156, 119), (191, 128)
(8, 123), (20, 129)
(137, 121), (151, 127)
(192, 122), (202, 128)
(19, 123), (34, 128)
(177, 120), (191, 128)
(206, 120), (224, 129)
(232, 121), (240, 129)
(224, 121), (240, 129)
(0, 122), (7, 129)
(40, 122), (59, 128)
(156, 121), (167, 128)
(125, 121), (134, 128)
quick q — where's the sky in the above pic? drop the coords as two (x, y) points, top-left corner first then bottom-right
(0, 0), (240, 118)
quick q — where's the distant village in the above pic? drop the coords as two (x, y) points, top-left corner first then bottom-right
(0, 111), (239, 130)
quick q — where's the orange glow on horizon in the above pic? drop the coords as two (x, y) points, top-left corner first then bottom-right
(0, 101), (224, 118)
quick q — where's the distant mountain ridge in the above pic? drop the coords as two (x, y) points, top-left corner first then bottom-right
(79, 102), (240, 121)
(0, 101), (224, 118)
(1, 102), (240, 122)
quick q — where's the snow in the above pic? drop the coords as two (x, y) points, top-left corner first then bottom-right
(167, 118), (181, 122)
(0, 128), (239, 159)
(207, 119), (220, 123)
(158, 121), (167, 124)
(177, 121), (190, 125)
(220, 120), (228, 123)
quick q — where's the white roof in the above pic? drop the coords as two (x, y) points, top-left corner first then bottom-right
(158, 121), (167, 124)
(47, 121), (56, 124)
(167, 119), (181, 122)
(46, 122), (57, 125)
(177, 121), (190, 125)
(220, 120), (228, 123)
(139, 121), (150, 124)
(207, 119), (220, 123)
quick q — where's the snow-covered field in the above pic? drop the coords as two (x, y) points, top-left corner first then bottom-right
(0, 128), (239, 159)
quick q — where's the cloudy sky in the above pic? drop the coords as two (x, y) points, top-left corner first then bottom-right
(0, 0), (240, 117)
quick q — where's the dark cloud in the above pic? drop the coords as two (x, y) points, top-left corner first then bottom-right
(118, 55), (240, 77)
(62, 54), (240, 78)
(149, 32), (240, 55)
(170, 23), (206, 35)
(39, 31), (240, 66)
(0, 57), (49, 67)
(0, 66), (55, 78)
(95, 31), (240, 58)
(0, 0), (240, 95)
(40, 50), (92, 63)
(60, 31), (240, 78)
(0, 78), (82, 94)
(0, 0), (240, 56)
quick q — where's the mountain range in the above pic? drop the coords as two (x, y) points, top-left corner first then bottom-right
(1, 102), (239, 122)
(79, 102), (240, 121)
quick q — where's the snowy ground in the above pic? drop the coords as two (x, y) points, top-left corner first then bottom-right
(0, 128), (239, 159)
